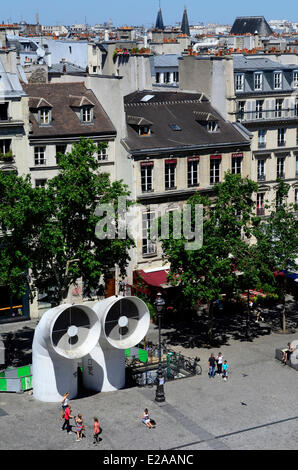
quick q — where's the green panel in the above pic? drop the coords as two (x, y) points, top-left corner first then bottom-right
(138, 349), (148, 363)
(21, 375), (32, 391)
(0, 378), (7, 391)
(17, 366), (31, 378)
(125, 348), (130, 357)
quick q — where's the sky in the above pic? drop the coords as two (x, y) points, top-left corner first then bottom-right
(3, 0), (298, 27)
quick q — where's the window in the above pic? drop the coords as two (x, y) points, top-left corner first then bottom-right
(258, 129), (266, 149)
(169, 124), (181, 131)
(256, 193), (265, 216)
(187, 158), (199, 187)
(0, 139), (11, 154)
(93, 66), (97, 73)
(295, 99), (298, 118)
(56, 144), (67, 164)
(256, 100), (264, 119)
(235, 74), (244, 92)
(207, 121), (218, 132)
(39, 107), (51, 125)
(277, 157), (285, 179)
(81, 106), (93, 123)
(35, 179), (47, 188)
(34, 146), (46, 165)
(0, 103), (8, 120)
(155, 72), (160, 83)
(97, 144), (108, 161)
(139, 126), (151, 136)
(142, 212), (156, 255)
(165, 160), (176, 190)
(296, 155), (298, 177)
(210, 157), (221, 185)
(274, 71), (282, 89)
(238, 101), (245, 120)
(293, 71), (298, 88)
(277, 128), (286, 147)
(254, 72), (263, 91)
(276, 192), (283, 209)
(232, 156), (242, 175)
(257, 159), (266, 181)
(173, 71), (179, 83)
(141, 162), (153, 192)
(164, 72), (170, 83)
(275, 99), (283, 118)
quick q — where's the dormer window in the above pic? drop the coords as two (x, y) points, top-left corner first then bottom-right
(193, 111), (219, 133)
(274, 71), (282, 90)
(39, 107), (51, 125)
(139, 126), (151, 136)
(207, 121), (218, 133)
(82, 106), (93, 123)
(127, 115), (153, 136)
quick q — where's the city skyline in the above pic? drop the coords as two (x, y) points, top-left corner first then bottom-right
(3, 0), (298, 28)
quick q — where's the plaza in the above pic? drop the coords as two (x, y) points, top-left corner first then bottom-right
(0, 319), (298, 450)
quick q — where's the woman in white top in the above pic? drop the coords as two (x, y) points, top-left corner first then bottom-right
(216, 352), (223, 376)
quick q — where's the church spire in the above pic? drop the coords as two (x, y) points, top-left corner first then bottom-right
(181, 6), (190, 36)
(155, 8), (165, 30)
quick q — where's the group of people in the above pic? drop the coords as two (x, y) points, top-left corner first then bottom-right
(208, 352), (229, 380)
(60, 393), (102, 444)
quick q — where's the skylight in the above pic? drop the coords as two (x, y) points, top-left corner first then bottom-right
(141, 94), (155, 102)
(169, 124), (181, 131)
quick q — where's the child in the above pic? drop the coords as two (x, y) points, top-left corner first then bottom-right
(75, 413), (83, 441)
(222, 360), (229, 381)
(93, 417), (102, 444)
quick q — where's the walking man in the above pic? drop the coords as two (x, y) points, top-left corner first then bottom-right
(62, 404), (75, 434)
(208, 353), (216, 378)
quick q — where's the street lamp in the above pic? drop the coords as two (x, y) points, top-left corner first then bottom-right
(154, 292), (166, 402)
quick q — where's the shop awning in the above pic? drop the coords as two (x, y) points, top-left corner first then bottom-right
(135, 269), (171, 288)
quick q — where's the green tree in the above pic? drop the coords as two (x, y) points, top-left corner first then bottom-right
(0, 138), (134, 307)
(253, 180), (298, 332)
(159, 172), (259, 344)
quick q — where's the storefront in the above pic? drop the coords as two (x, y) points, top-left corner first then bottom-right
(0, 285), (30, 323)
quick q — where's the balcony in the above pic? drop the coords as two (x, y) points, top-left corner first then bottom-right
(277, 141), (286, 148)
(0, 151), (14, 163)
(258, 142), (266, 149)
(277, 172), (285, 180)
(237, 108), (298, 123)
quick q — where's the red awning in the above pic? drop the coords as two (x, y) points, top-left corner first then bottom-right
(136, 269), (170, 287)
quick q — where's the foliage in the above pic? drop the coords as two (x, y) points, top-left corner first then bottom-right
(0, 138), (134, 305)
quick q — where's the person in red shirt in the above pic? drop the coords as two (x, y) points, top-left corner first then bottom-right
(93, 417), (102, 445)
(61, 405), (75, 434)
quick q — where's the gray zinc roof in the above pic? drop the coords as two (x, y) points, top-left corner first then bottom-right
(233, 55), (297, 71)
(230, 16), (273, 36)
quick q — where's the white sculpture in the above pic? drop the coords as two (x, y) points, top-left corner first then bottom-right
(32, 303), (101, 402)
(32, 296), (149, 402)
(82, 296), (150, 392)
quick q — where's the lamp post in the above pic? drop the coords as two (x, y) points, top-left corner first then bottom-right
(154, 292), (165, 402)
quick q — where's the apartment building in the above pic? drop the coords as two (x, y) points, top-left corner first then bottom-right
(22, 82), (117, 187)
(234, 55), (298, 214)
(122, 90), (251, 289)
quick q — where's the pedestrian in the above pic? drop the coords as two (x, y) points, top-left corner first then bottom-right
(208, 353), (216, 378)
(282, 343), (295, 366)
(141, 408), (155, 428)
(60, 392), (69, 420)
(255, 307), (264, 323)
(61, 404), (75, 434)
(222, 360), (229, 381)
(119, 280), (126, 296)
(75, 413), (83, 441)
(93, 417), (102, 444)
(216, 352), (223, 376)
